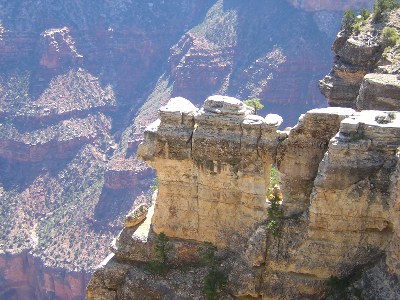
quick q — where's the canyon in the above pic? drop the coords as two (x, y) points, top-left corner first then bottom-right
(88, 5), (400, 300)
(0, 0), (378, 299)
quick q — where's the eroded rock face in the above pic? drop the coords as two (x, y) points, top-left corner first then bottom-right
(357, 73), (400, 110)
(0, 251), (89, 300)
(87, 97), (400, 299)
(278, 107), (354, 216)
(138, 96), (283, 247)
(320, 9), (400, 110)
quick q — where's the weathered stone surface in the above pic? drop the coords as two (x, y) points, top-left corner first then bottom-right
(387, 151), (400, 274)
(124, 203), (149, 228)
(357, 74), (400, 110)
(320, 9), (400, 110)
(138, 95), (282, 248)
(278, 107), (354, 216)
(89, 97), (400, 300)
(337, 38), (381, 67)
(320, 63), (368, 107)
(292, 111), (400, 283)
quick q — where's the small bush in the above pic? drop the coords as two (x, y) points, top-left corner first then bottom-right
(361, 8), (371, 20)
(266, 187), (283, 237)
(341, 9), (356, 33)
(353, 22), (362, 34)
(381, 27), (399, 48)
(202, 269), (227, 300)
(373, 0), (400, 21)
(151, 176), (159, 191)
(243, 98), (264, 115)
(198, 242), (218, 267)
(198, 242), (226, 300)
(375, 112), (396, 124)
(148, 232), (170, 274)
(269, 166), (279, 190)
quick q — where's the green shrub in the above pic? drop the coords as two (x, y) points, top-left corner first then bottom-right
(198, 242), (218, 267)
(353, 22), (362, 34)
(373, 0), (400, 21)
(266, 188), (283, 237)
(148, 232), (170, 274)
(202, 269), (227, 300)
(198, 242), (226, 300)
(341, 9), (356, 33)
(269, 166), (279, 190)
(243, 98), (264, 115)
(151, 176), (159, 191)
(381, 27), (399, 48)
(361, 8), (371, 20)
(375, 112), (396, 124)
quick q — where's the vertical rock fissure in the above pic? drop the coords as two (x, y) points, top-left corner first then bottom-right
(255, 125), (262, 159)
(239, 122), (244, 153)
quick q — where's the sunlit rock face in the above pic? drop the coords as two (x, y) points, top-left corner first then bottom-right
(137, 96), (283, 247)
(88, 95), (400, 299)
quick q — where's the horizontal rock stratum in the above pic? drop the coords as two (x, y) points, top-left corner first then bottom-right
(87, 96), (400, 299)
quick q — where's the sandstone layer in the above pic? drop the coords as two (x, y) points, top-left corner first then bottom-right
(87, 97), (400, 299)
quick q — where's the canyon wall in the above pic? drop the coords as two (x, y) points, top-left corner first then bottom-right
(88, 8), (400, 298)
(0, 0), (379, 298)
(0, 252), (89, 300)
(88, 95), (400, 299)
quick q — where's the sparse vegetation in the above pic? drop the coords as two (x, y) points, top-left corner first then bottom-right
(266, 187), (283, 237)
(244, 98), (264, 115)
(269, 166), (279, 190)
(341, 9), (356, 33)
(373, 0), (400, 21)
(342, 7), (371, 35)
(375, 112), (396, 124)
(360, 8), (371, 20)
(381, 27), (399, 49)
(198, 242), (227, 300)
(151, 176), (159, 191)
(148, 232), (171, 274)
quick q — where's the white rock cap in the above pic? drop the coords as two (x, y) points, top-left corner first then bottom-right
(160, 97), (198, 114)
(265, 114), (283, 127)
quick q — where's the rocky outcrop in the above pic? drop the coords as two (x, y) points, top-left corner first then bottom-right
(263, 110), (400, 298)
(320, 8), (400, 109)
(87, 97), (400, 299)
(357, 73), (400, 110)
(277, 107), (354, 216)
(40, 27), (83, 69)
(0, 1), (385, 298)
(137, 96), (283, 247)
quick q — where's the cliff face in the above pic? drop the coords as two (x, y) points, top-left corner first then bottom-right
(87, 96), (400, 299)
(0, 252), (89, 300)
(0, 1), (379, 298)
(320, 8), (400, 109)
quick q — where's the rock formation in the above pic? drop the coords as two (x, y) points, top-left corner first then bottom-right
(320, 7), (400, 110)
(0, 1), (385, 298)
(87, 95), (400, 299)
